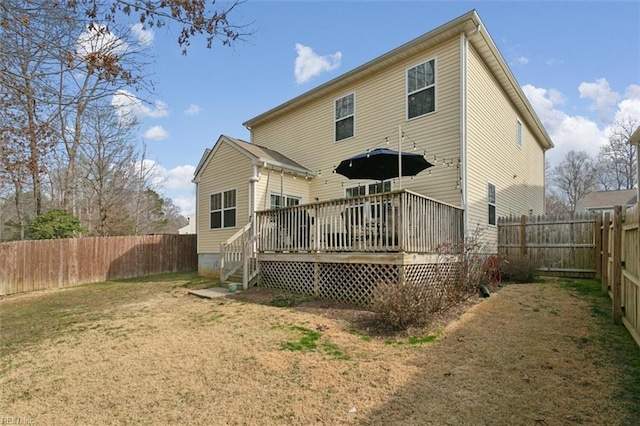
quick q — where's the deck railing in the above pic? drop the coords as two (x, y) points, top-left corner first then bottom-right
(255, 190), (464, 253)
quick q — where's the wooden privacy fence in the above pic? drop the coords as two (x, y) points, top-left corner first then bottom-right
(0, 234), (197, 296)
(498, 206), (640, 347)
(498, 213), (597, 277)
(602, 204), (640, 347)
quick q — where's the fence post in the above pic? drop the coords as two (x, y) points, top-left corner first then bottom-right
(612, 206), (623, 325)
(242, 240), (249, 290)
(602, 212), (610, 295)
(594, 214), (602, 280)
(520, 215), (527, 257)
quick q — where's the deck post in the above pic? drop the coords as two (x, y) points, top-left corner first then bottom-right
(612, 206), (623, 325)
(242, 240), (249, 290)
(313, 262), (320, 297)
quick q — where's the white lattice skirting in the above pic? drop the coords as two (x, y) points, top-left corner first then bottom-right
(259, 260), (461, 306)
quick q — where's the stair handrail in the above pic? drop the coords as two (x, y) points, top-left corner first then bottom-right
(220, 220), (253, 282)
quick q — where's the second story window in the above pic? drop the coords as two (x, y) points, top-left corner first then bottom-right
(335, 93), (355, 142)
(407, 59), (435, 119)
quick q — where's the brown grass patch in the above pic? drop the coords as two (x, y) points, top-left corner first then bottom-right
(1, 275), (638, 424)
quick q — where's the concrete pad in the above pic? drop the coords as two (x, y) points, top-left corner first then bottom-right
(187, 287), (240, 299)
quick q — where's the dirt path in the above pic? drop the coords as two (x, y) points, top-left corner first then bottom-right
(0, 279), (635, 425)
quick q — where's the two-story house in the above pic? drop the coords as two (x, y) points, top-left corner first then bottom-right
(193, 10), (553, 304)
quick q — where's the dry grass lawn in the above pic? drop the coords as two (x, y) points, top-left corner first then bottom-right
(1, 273), (639, 425)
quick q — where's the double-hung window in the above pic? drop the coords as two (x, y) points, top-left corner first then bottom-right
(487, 183), (496, 226)
(335, 93), (355, 141)
(407, 59), (436, 119)
(210, 189), (236, 229)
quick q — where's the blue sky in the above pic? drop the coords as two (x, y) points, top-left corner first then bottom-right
(113, 1), (640, 215)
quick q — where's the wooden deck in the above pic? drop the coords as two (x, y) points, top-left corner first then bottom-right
(220, 190), (465, 304)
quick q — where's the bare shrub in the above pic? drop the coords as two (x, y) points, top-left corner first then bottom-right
(370, 280), (440, 330)
(370, 227), (500, 330)
(500, 256), (540, 283)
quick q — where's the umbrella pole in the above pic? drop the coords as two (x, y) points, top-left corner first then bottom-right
(398, 124), (403, 189)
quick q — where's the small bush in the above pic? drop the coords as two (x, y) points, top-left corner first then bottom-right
(500, 257), (540, 283)
(370, 280), (439, 330)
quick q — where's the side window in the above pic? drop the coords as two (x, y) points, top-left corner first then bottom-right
(487, 183), (496, 226)
(516, 120), (522, 148)
(335, 93), (355, 142)
(407, 59), (436, 119)
(210, 189), (236, 229)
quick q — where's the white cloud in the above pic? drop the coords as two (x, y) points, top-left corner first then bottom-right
(522, 84), (607, 163)
(523, 82), (640, 165)
(516, 56), (529, 65)
(144, 125), (169, 140)
(76, 24), (128, 58)
(173, 197), (195, 216)
(294, 43), (342, 84)
(111, 89), (168, 124)
(545, 58), (564, 66)
(166, 165), (196, 190)
(131, 23), (154, 47)
(578, 78), (620, 123)
(184, 104), (201, 116)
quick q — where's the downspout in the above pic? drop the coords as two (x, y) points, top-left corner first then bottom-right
(460, 31), (469, 238)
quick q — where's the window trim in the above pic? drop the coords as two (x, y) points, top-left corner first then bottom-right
(487, 182), (497, 227)
(209, 188), (237, 230)
(516, 120), (522, 148)
(334, 92), (356, 142)
(406, 57), (437, 121)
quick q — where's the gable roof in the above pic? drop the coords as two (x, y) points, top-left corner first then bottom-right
(581, 189), (638, 211)
(193, 135), (315, 183)
(243, 9), (553, 151)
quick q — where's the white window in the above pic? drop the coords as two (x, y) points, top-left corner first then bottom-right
(335, 93), (355, 141)
(345, 180), (391, 198)
(210, 189), (236, 229)
(407, 59), (436, 119)
(270, 193), (301, 209)
(516, 120), (522, 148)
(487, 183), (496, 226)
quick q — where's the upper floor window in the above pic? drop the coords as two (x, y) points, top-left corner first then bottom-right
(487, 182), (496, 227)
(210, 189), (236, 229)
(516, 120), (522, 148)
(335, 93), (355, 141)
(407, 59), (436, 119)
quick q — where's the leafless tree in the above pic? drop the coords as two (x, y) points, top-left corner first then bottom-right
(596, 118), (638, 191)
(549, 150), (598, 215)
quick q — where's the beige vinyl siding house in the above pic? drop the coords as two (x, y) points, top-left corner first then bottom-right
(466, 43), (546, 247)
(193, 9), (553, 280)
(247, 36), (462, 209)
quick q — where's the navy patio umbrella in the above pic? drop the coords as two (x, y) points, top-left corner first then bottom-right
(335, 148), (434, 182)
